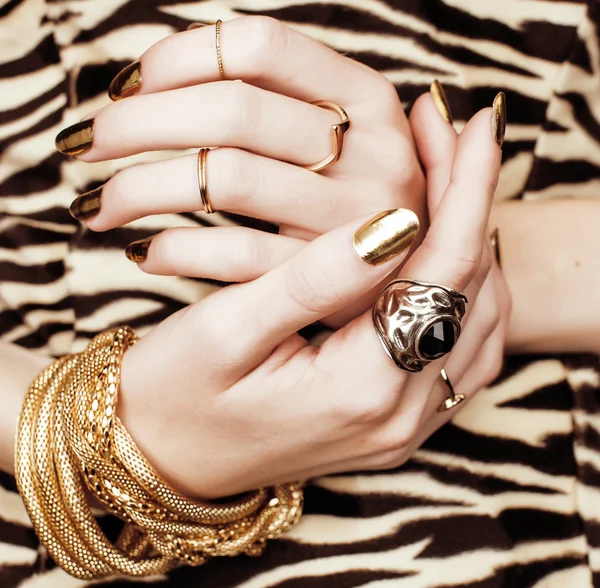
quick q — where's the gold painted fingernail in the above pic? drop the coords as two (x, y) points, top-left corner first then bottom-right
(70, 187), (102, 221)
(125, 237), (153, 263)
(109, 61), (142, 101)
(490, 227), (502, 268)
(430, 80), (453, 125)
(353, 209), (419, 266)
(55, 119), (94, 156)
(492, 92), (507, 148)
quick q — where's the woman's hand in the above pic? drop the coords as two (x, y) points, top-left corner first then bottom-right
(114, 104), (508, 500)
(57, 16), (426, 326)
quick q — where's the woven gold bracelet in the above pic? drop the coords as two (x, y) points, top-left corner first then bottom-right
(15, 327), (304, 579)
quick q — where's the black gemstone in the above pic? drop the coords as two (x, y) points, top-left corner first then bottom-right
(419, 320), (456, 359)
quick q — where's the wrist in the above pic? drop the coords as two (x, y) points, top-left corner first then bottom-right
(0, 342), (52, 474)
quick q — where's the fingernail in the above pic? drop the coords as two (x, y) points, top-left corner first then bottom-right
(125, 237), (153, 263)
(187, 22), (205, 30)
(490, 228), (502, 268)
(430, 80), (453, 125)
(492, 92), (507, 148)
(70, 187), (102, 221)
(109, 61), (142, 101)
(353, 209), (420, 266)
(55, 119), (94, 156)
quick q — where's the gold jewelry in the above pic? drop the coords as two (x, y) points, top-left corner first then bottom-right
(197, 148), (214, 214)
(437, 369), (466, 412)
(215, 20), (226, 80)
(372, 280), (468, 373)
(303, 100), (351, 173)
(15, 327), (304, 579)
(490, 227), (502, 268)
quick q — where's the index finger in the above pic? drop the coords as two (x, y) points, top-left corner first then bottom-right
(108, 15), (405, 115)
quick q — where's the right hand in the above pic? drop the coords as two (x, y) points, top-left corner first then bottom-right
(117, 105), (505, 499)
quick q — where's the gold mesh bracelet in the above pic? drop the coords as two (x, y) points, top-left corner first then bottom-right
(15, 327), (304, 579)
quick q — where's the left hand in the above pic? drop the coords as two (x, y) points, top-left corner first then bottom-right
(58, 16), (426, 326)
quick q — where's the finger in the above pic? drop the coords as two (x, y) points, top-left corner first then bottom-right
(108, 16), (404, 115)
(409, 87), (458, 213)
(306, 102), (505, 431)
(70, 149), (375, 234)
(126, 227), (304, 282)
(401, 98), (505, 293)
(405, 319), (506, 459)
(55, 81), (342, 165)
(192, 209), (420, 376)
(333, 320), (506, 475)
(408, 263), (501, 425)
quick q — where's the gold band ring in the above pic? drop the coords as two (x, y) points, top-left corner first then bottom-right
(303, 101), (351, 173)
(437, 369), (466, 412)
(215, 20), (226, 81)
(197, 148), (214, 214)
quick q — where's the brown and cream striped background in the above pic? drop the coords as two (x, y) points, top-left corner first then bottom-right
(2, 0), (600, 586)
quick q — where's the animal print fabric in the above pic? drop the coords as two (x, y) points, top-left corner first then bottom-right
(1, 0), (600, 586)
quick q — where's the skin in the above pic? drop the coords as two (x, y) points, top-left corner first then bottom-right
(6, 16), (574, 502)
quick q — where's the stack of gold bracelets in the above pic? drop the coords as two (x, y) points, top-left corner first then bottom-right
(14, 327), (304, 579)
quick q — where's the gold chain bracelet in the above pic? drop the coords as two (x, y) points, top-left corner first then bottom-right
(14, 327), (304, 579)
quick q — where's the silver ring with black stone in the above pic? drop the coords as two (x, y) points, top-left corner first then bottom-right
(372, 280), (468, 373)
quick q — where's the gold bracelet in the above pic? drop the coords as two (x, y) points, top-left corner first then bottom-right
(15, 327), (304, 579)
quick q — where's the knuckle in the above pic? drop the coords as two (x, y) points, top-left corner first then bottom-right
(241, 16), (288, 73)
(190, 293), (244, 356)
(284, 262), (342, 315)
(333, 388), (398, 427)
(230, 231), (270, 278)
(211, 148), (259, 208)
(374, 77), (403, 115)
(372, 417), (420, 455)
(219, 81), (263, 134)
(420, 237), (482, 288)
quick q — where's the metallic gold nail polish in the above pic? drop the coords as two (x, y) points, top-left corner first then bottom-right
(492, 92), (507, 148)
(490, 227), (502, 268)
(70, 187), (102, 221)
(125, 237), (153, 263)
(430, 80), (453, 125)
(108, 61), (142, 101)
(353, 209), (420, 266)
(55, 119), (94, 156)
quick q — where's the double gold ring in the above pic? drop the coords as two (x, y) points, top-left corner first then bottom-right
(197, 148), (214, 214)
(303, 101), (351, 173)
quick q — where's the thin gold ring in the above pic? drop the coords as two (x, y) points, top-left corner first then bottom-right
(303, 100), (351, 173)
(437, 369), (466, 412)
(215, 20), (226, 81)
(197, 148), (214, 214)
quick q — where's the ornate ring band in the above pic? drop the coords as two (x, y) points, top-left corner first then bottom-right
(197, 148), (214, 214)
(303, 101), (351, 173)
(215, 20), (226, 80)
(372, 279), (468, 373)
